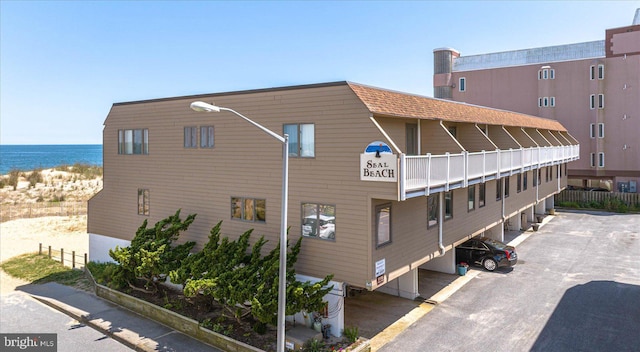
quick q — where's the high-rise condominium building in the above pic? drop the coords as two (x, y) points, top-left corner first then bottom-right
(434, 9), (640, 192)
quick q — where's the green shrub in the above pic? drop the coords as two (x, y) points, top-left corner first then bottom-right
(343, 325), (359, 343)
(27, 169), (43, 187)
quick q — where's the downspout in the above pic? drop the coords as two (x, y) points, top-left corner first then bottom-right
(438, 192), (445, 256)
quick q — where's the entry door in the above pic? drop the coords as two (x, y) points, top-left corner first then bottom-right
(406, 123), (418, 155)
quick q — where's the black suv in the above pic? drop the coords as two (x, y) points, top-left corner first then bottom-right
(455, 237), (517, 271)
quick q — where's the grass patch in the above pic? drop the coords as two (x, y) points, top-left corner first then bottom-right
(0, 253), (87, 286)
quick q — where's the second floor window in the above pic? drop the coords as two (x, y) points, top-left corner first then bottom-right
(375, 204), (391, 248)
(505, 177), (510, 198)
(479, 183), (486, 208)
(598, 94), (605, 109)
(184, 127), (197, 148)
(119, 129), (149, 155)
(468, 185), (475, 211)
(284, 123), (315, 157)
(598, 123), (604, 138)
(427, 194), (438, 228)
(444, 191), (453, 220)
(517, 174), (522, 193)
(200, 126), (215, 148)
(459, 77), (466, 92)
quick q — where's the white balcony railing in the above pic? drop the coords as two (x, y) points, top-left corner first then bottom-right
(400, 145), (579, 200)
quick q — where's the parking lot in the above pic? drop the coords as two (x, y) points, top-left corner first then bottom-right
(370, 210), (640, 351)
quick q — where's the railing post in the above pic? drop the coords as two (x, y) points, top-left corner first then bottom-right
(72, 250), (76, 268)
(463, 151), (468, 188)
(426, 153), (432, 195)
(399, 154), (406, 201)
(496, 149), (501, 179)
(39, 243), (42, 255)
(84, 253), (88, 270)
(60, 248), (64, 264)
(445, 152), (450, 191)
(48, 246), (52, 259)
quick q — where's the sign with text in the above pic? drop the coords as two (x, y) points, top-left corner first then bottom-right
(1, 334), (57, 351)
(375, 258), (386, 277)
(360, 153), (397, 182)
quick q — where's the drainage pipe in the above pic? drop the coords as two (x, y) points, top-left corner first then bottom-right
(438, 192), (445, 255)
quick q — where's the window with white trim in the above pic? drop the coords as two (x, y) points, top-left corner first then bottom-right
(543, 97), (549, 107)
(550, 97), (555, 107)
(590, 123), (596, 138)
(468, 185), (475, 211)
(598, 123), (604, 138)
(444, 191), (453, 220)
(590, 95), (596, 109)
(590, 65), (595, 80)
(538, 97), (543, 107)
(598, 64), (604, 80)
(550, 69), (555, 79)
(459, 77), (466, 92)
(479, 183), (486, 207)
(590, 153), (595, 167)
(427, 194), (438, 228)
(598, 94), (604, 109)
(598, 153), (605, 167)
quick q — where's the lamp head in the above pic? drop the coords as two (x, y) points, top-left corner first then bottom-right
(190, 101), (221, 113)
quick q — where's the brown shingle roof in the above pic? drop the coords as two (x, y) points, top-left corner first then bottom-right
(347, 82), (567, 132)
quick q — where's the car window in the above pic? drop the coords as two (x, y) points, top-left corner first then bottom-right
(482, 238), (507, 250)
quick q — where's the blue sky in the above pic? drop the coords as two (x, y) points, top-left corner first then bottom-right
(1, 1), (638, 144)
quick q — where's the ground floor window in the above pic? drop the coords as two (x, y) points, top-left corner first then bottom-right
(444, 191), (453, 220)
(138, 189), (149, 215)
(375, 204), (391, 248)
(231, 197), (266, 222)
(427, 194), (438, 227)
(302, 203), (335, 240)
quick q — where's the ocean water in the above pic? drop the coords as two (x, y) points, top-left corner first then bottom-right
(0, 145), (102, 175)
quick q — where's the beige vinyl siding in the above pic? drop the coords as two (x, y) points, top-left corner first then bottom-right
(524, 128), (551, 146)
(89, 84), (386, 285)
(488, 126), (521, 149)
(420, 120), (464, 154)
(505, 127), (537, 147)
(456, 124), (496, 152)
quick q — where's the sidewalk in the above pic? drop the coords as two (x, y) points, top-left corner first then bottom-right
(19, 282), (220, 352)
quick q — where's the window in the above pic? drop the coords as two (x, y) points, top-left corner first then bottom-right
(524, 172), (528, 190)
(459, 77), (466, 92)
(598, 153), (605, 167)
(538, 169), (542, 186)
(543, 97), (549, 107)
(533, 170), (538, 186)
(590, 94), (596, 109)
(118, 129), (149, 155)
(302, 203), (335, 240)
(479, 183), (486, 208)
(448, 126), (457, 138)
(138, 189), (149, 215)
(184, 127), (197, 148)
(496, 179), (502, 201)
(231, 197), (266, 222)
(598, 64), (604, 80)
(468, 185), (475, 211)
(504, 177), (510, 198)
(545, 167), (550, 182)
(550, 69), (555, 79)
(590, 123), (596, 138)
(538, 70), (543, 80)
(590, 153), (596, 167)
(375, 204), (391, 247)
(284, 123), (315, 157)
(598, 94), (604, 109)
(598, 123), (604, 138)
(200, 126), (214, 148)
(538, 97), (543, 107)
(444, 191), (453, 220)
(427, 194), (438, 228)
(517, 174), (522, 193)
(543, 69), (548, 79)
(590, 65), (595, 80)
(550, 97), (555, 107)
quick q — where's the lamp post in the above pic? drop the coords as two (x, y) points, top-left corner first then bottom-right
(190, 101), (289, 352)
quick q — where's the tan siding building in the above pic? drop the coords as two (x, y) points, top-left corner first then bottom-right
(88, 81), (578, 335)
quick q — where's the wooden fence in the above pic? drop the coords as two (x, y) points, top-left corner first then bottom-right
(555, 190), (640, 207)
(0, 201), (87, 222)
(39, 243), (88, 269)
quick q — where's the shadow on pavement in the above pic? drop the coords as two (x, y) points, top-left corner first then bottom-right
(531, 280), (640, 352)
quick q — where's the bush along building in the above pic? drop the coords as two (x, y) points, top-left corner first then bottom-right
(434, 8), (640, 192)
(88, 81), (579, 336)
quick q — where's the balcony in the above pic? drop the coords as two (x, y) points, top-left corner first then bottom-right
(400, 145), (580, 200)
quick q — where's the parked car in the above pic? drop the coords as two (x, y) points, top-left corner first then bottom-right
(455, 237), (517, 271)
(302, 215), (335, 239)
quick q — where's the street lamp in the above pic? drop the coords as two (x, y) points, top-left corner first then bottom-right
(190, 101), (289, 352)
